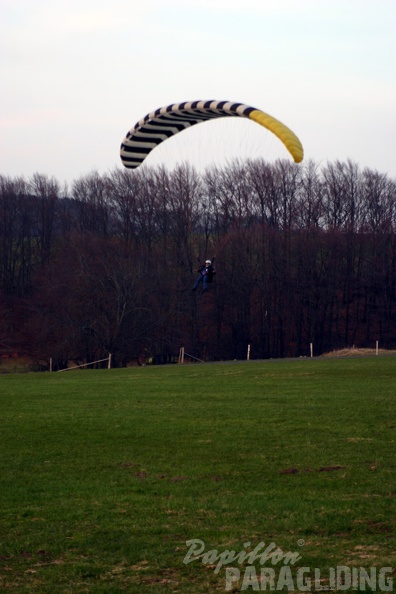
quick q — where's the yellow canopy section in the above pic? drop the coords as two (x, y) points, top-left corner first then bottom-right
(249, 109), (304, 164)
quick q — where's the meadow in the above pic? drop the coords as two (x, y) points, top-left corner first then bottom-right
(0, 357), (395, 593)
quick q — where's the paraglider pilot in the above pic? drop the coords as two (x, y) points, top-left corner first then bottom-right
(192, 260), (216, 292)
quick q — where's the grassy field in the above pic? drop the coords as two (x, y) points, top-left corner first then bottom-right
(0, 357), (395, 593)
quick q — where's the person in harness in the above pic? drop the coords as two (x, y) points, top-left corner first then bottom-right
(192, 259), (216, 293)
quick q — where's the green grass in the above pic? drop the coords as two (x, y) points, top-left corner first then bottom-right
(0, 358), (395, 593)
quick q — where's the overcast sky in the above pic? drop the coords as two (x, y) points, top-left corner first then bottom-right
(1, 0), (396, 186)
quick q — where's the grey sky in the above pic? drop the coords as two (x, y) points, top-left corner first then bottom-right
(1, 0), (395, 185)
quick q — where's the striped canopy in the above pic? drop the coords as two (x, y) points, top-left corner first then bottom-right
(120, 100), (303, 169)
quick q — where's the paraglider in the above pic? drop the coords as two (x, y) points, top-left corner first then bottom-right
(120, 100), (304, 169)
(192, 259), (216, 293)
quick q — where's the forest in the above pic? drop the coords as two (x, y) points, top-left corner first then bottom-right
(1, 158), (395, 369)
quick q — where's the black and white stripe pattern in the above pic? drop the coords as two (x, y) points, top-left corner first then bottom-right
(120, 101), (256, 169)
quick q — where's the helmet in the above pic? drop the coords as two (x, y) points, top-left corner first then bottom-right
(205, 260), (211, 265)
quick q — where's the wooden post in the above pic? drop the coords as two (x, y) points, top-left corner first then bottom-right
(310, 342), (313, 358)
(49, 357), (53, 372)
(376, 340), (379, 356)
(108, 353), (112, 369)
(247, 344), (251, 360)
(178, 347), (185, 364)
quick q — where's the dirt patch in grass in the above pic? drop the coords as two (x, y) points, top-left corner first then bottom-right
(280, 466), (345, 475)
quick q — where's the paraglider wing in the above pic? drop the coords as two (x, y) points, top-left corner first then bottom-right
(120, 100), (303, 169)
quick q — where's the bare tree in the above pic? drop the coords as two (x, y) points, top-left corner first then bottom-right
(361, 168), (395, 233)
(72, 171), (112, 235)
(294, 160), (324, 230)
(29, 173), (61, 265)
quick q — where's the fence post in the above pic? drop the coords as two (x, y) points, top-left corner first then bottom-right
(108, 353), (112, 369)
(178, 347), (185, 364)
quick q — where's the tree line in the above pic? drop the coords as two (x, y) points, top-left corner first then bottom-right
(0, 158), (395, 368)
